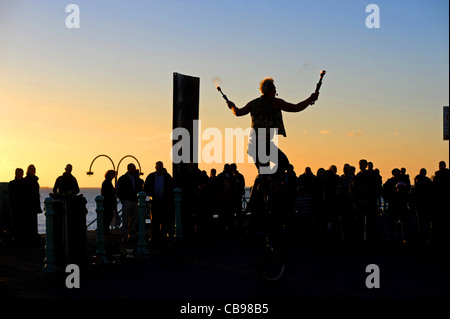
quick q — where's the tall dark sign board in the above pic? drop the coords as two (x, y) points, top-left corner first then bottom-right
(172, 72), (200, 183)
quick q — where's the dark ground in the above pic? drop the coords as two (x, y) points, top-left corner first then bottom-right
(1, 214), (448, 316)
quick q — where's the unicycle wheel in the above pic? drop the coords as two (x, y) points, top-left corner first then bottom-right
(257, 247), (286, 281)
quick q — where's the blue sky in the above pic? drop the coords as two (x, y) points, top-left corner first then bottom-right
(1, 0), (448, 187)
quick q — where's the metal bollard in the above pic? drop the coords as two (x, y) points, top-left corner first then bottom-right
(174, 188), (183, 240)
(136, 191), (149, 255)
(95, 195), (108, 264)
(43, 197), (56, 273)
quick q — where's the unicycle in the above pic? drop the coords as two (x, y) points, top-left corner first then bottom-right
(255, 177), (286, 281)
(257, 235), (286, 281)
(395, 219), (405, 245)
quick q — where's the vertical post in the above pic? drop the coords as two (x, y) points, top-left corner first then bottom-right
(363, 215), (367, 242)
(43, 197), (56, 273)
(172, 72), (200, 182)
(174, 188), (183, 240)
(95, 195), (108, 264)
(137, 191), (149, 255)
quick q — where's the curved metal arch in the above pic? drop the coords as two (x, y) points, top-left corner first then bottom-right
(87, 154), (117, 186)
(117, 155), (143, 178)
(87, 154), (116, 175)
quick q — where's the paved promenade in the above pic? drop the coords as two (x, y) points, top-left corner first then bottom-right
(1, 226), (448, 291)
(0, 219), (448, 316)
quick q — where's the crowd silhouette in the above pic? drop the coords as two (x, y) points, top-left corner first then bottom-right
(149, 159), (450, 253)
(2, 164), (85, 246)
(6, 165), (42, 244)
(2, 159), (449, 254)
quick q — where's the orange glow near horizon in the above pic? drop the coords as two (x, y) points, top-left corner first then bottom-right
(1, 1), (448, 191)
(1, 81), (448, 189)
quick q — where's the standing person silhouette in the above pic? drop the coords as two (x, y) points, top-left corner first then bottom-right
(226, 77), (319, 181)
(117, 163), (142, 243)
(143, 161), (174, 242)
(432, 161), (450, 248)
(53, 164), (80, 196)
(23, 164), (42, 241)
(101, 170), (117, 235)
(9, 168), (25, 242)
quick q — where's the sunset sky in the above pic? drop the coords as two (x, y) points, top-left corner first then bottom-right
(1, 0), (449, 189)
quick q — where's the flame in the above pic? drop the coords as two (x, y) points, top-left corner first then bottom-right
(212, 77), (222, 89)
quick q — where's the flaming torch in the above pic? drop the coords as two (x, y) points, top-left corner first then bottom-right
(214, 78), (230, 103)
(311, 70), (326, 105)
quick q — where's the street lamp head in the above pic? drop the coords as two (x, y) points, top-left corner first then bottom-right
(87, 171), (94, 176)
(136, 170), (144, 176)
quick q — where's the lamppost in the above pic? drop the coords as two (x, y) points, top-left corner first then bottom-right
(86, 154), (145, 230)
(86, 154), (117, 186)
(86, 154), (144, 186)
(116, 155), (144, 179)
